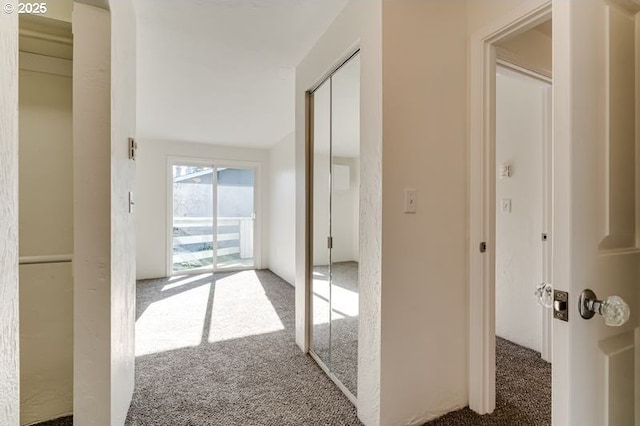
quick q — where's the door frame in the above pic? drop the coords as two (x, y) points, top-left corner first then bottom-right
(166, 156), (262, 276)
(468, 0), (553, 416)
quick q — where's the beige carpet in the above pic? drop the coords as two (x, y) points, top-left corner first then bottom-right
(126, 269), (361, 426)
(35, 270), (549, 426)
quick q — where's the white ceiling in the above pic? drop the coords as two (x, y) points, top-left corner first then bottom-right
(135, 0), (349, 147)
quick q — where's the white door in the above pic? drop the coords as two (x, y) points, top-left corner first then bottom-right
(554, 1), (639, 425)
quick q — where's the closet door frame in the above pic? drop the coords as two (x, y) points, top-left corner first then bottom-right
(166, 156), (262, 277)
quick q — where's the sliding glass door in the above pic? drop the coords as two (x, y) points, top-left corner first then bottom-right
(171, 162), (256, 274)
(172, 165), (215, 272)
(215, 167), (255, 269)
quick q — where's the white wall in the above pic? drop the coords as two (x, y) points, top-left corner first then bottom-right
(109, 0), (137, 423)
(295, 1), (382, 424)
(73, 4), (112, 424)
(18, 62), (73, 425)
(136, 139), (269, 279)
(379, 2), (469, 424)
(310, 155), (359, 266)
(73, 1), (137, 424)
(0, 9), (20, 426)
(332, 156), (360, 263)
(495, 69), (548, 353)
(268, 133), (296, 285)
(19, 265), (73, 425)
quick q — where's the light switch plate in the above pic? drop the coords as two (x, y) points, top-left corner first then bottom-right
(501, 198), (512, 214)
(404, 189), (417, 214)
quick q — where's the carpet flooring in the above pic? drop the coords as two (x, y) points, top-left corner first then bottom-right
(38, 270), (549, 426)
(425, 337), (551, 426)
(126, 269), (361, 426)
(31, 416), (73, 426)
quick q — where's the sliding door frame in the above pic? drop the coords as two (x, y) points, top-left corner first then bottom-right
(166, 156), (262, 276)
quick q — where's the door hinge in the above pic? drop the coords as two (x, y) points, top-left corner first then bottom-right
(128, 137), (137, 161)
(479, 241), (487, 253)
(327, 236), (333, 249)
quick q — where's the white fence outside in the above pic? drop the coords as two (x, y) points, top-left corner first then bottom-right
(172, 216), (254, 266)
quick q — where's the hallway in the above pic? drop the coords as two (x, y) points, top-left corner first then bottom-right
(126, 270), (360, 425)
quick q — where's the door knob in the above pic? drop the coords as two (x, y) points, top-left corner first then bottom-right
(535, 282), (553, 308)
(578, 289), (630, 326)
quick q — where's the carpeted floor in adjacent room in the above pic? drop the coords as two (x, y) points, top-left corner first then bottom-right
(126, 269), (361, 426)
(425, 337), (551, 426)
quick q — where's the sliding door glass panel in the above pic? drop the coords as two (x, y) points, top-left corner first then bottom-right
(311, 79), (332, 366)
(330, 53), (360, 396)
(172, 165), (214, 273)
(216, 167), (255, 269)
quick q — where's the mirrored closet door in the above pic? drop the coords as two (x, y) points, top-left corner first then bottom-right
(310, 52), (360, 400)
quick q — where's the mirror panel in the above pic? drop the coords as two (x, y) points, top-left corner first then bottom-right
(311, 79), (332, 366)
(329, 54), (360, 396)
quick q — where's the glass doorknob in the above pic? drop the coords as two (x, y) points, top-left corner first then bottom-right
(601, 296), (631, 327)
(578, 289), (630, 327)
(535, 282), (553, 309)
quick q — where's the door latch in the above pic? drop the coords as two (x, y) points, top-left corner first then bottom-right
(553, 290), (569, 322)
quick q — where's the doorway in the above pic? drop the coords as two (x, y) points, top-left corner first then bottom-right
(495, 64), (552, 361)
(169, 161), (258, 275)
(468, 3), (553, 418)
(493, 55), (552, 422)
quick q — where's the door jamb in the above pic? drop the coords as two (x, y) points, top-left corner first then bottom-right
(468, 0), (552, 415)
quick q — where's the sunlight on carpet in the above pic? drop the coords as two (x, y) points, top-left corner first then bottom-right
(136, 270), (284, 356)
(206, 271), (285, 343)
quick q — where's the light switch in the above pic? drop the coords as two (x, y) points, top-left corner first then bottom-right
(501, 198), (511, 214)
(404, 189), (417, 214)
(129, 191), (135, 214)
